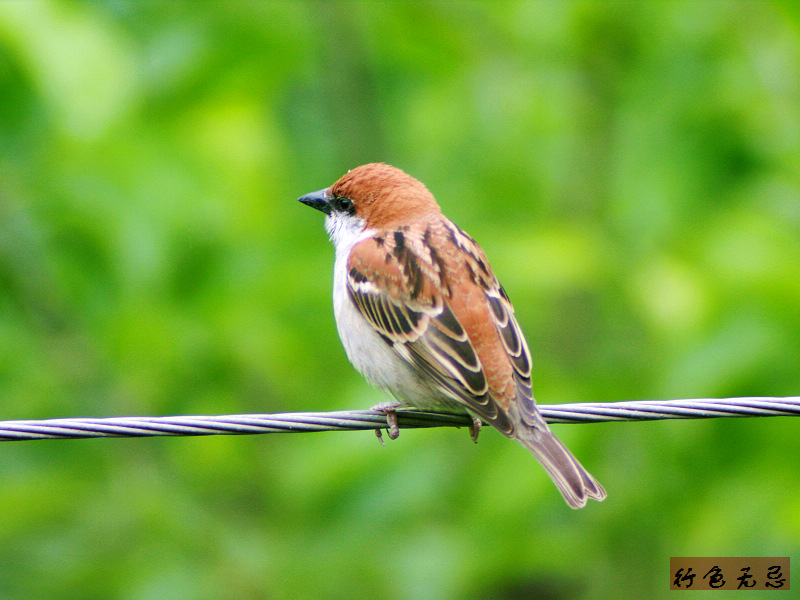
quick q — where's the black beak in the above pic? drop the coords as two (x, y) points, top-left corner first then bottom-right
(298, 188), (332, 215)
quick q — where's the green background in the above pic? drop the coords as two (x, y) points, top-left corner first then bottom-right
(1, 1), (799, 598)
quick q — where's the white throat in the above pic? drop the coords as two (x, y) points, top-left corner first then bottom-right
(325, 212), (368, 258)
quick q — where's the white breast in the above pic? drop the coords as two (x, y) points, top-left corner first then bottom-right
(325, 212), (437, 406)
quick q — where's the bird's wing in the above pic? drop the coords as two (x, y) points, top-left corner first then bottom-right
(345, 218), (537, 436)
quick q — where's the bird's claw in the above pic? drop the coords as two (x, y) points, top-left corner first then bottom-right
(372, 401), (402, 441)
(469, 416), (482, 443)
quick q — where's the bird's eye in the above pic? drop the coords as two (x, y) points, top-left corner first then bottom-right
(334, 196), (354, 213)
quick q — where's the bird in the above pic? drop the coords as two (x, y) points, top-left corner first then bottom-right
(298, 163), (606, 508)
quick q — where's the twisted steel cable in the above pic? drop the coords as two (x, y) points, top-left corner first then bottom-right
(0, 397), (798, 442)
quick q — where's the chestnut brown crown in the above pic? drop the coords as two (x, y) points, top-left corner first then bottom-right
(330, 163), (441, 228)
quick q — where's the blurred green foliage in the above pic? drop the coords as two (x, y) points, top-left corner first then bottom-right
(1, 1), (799, 598)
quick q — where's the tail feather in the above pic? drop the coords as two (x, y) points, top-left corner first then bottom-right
(517, 427), (606, 509)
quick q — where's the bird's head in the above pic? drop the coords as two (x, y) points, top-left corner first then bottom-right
(298, 163), (441, 236)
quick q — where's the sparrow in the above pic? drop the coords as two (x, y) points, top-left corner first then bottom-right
(298, 163), (606, 508)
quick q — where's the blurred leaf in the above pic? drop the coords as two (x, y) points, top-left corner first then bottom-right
(0, 1), (799, 599)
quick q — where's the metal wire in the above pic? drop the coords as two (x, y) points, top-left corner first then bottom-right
(0, 397), (798, 442)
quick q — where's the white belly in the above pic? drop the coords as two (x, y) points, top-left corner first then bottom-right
(325, 213), (465, 413)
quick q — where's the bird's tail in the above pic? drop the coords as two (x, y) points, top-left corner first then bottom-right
(516, 425), (606, 509)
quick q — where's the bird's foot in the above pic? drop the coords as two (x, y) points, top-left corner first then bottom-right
(371, 401), (402, 441)
(469, 416), (482, 443)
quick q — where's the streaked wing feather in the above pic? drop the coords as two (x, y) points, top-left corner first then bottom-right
(418, 303), (487, 395)
(345, 231), (515, 432)
(347, 281), (493, 402)
(484, 288), (539, 424)
(403, 339), (513, 434)
(486, 292), (530, 377)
